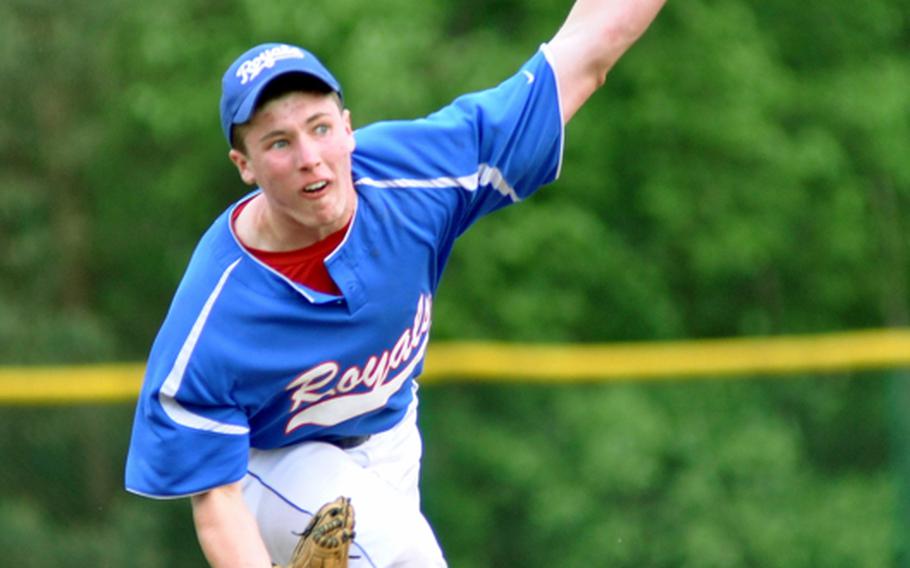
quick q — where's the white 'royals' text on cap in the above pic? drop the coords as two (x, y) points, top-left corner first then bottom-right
(235, 45), (307, 85)
(219, 43), (342, 145)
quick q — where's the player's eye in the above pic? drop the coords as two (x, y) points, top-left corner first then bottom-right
(314, 124), (330, 136)
(269, 139), (290, 150)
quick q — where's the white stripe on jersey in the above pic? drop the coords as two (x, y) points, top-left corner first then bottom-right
(159, 257), (250, 435)
(355, 163), (521, 203)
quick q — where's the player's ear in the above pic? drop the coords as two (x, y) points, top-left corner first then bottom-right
(228, 148), (257, 186)
(342, 109), (355, 152)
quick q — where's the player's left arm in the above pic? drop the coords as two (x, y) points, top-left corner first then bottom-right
(547, 0), (667, 124)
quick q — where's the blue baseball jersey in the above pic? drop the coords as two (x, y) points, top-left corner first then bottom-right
(125, 47), (564, 498)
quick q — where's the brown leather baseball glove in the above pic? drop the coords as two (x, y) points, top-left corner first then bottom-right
(285, 496), (356, 568)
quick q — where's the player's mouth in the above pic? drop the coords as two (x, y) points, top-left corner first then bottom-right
(301, 180), (329, 196)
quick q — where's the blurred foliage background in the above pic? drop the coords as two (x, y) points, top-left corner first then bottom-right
(1, 0), (909, 566)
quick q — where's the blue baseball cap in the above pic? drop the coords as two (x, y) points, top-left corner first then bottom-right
(219, 43), (342, 145)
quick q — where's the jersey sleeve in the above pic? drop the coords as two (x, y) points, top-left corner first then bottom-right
(125, 247), (252, 498)
(352, 45), (564, 236)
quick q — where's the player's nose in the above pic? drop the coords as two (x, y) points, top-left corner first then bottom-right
(294, 138), (321, 170)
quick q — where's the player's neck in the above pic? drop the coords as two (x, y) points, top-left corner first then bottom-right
(236, 193), (355, 251)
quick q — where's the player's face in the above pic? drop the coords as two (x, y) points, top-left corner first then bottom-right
(229, 92), (357, 247)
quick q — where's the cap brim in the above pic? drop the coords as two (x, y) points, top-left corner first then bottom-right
(231, 70), (339, 128)
(231, 81), (268, 127)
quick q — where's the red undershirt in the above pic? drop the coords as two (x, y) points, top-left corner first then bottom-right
(231, 199), (348, 295)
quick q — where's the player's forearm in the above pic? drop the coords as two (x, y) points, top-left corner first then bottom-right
(192, 481), (273, 568)
(549, 0), (667, 122)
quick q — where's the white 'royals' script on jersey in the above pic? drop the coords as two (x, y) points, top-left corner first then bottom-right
(284, 294), (433, 432)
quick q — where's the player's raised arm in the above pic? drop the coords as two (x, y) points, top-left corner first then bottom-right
(547, 0), (667, 123)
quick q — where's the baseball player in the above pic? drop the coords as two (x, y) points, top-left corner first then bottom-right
(124, 1), (666, 566)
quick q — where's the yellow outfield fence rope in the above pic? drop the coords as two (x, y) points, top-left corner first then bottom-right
(425, 328), (910, 382)
(2, 328), (910, 404)
(0, 363), (143, 405)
